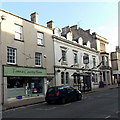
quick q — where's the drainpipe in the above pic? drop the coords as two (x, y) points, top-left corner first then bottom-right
(0, 15), (6, 106)
(52, 36), (56, 86)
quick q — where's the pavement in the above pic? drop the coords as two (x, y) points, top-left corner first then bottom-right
(2, 84), (119, 111)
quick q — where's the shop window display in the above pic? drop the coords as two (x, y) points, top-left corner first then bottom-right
(7, 77), (25, 98)
(7, 77), (44, 98)
(31, 78), (44, 94)
(7, 77), (24, 88)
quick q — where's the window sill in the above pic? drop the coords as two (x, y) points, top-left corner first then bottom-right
(61, 62), (68, 66)
(37, 44), (45, 47)
(7, 63), (17, 66)
(73, 64), (79, 67)
(14, 38), (24, 42)
(35, 65), (42, 68)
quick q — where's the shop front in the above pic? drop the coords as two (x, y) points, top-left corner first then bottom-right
(72, 72), (91, 92)
(3, 65), (47, 102)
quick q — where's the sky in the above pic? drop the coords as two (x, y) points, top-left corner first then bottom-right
(0, 1), (118, 52)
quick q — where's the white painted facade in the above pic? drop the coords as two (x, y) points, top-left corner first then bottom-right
(53, 28), (100, 90)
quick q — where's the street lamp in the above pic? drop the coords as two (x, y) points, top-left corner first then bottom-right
(0, 15), (6, 106)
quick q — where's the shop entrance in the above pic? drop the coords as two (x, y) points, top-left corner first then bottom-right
(83, 75), (91, 91)
(25, 77), (44, 96)
(72, 72), (91, 92)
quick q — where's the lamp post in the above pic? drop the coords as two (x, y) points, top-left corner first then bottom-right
(0, 15), (6, 106)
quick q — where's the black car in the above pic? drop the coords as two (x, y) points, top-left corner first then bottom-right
(45, 85), (82, 104)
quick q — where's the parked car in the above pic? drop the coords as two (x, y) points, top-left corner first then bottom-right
(45, 85), (82, 104)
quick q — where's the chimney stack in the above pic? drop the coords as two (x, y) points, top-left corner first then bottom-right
(30, 12), (39, 23)
(47, 20), (54, 29)
(70, 25), (79, 30)
(86, 29), (90, 34)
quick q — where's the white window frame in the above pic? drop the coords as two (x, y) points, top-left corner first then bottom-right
(62, 50), (67, 62)
(37, 32), (44, 45)
(73, 52), (78, 65)
(92, 56), (96, 67)
(35, 52), (42, 67)
(83, 53), (89, 64)
(15, 24), (23, 41)
(7, 47), (17, 64)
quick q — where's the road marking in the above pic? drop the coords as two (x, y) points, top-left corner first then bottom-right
(105, 115), (111, 119)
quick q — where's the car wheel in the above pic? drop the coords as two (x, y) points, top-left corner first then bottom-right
(61, 97), (66, 104)
(77, 94), (82, 101)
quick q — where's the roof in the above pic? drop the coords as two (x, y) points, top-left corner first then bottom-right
(0, 9), (51, 30)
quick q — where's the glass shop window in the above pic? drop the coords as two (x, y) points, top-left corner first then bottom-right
(31, 78), (44, 94)
(7, 77), (24, 88)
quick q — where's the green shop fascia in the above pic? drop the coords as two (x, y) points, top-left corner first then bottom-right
(3, 65), (47, 98)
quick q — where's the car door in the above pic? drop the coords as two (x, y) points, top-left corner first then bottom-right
(67, 87), (76, 101)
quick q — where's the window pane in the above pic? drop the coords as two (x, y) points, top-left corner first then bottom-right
(37, 32), (43, 39)
(15, 24), (23, 40)
(15, 33), (20, 40)
(62, 50), (66, 62)
(37, 32), (44, 45)
(35, 53), (42, 66)
(93, 57), (96, 67)
(7, 47), (16, 64)
(74, 53), (78, 64)
(15, 25), (20, 32)
(66, 72), (69, 84)
(83, 54), (89, 64)
(61, 72), (64, 84)
(37, 39), (43, 45)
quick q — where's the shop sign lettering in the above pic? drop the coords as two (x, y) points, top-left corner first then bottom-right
(3, 66), (47, 77)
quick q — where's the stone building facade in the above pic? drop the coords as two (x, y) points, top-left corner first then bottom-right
(111, 51), (120, 83)
(0, 9), (54, 105)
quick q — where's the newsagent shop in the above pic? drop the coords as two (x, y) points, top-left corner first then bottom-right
(3, 65), (48, 103)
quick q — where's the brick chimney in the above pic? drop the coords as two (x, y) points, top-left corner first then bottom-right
(47, 20), (54, 29)
(30, 12), (39, 23)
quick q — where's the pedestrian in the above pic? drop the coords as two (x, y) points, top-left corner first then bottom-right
(99, 81), (104, 88)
